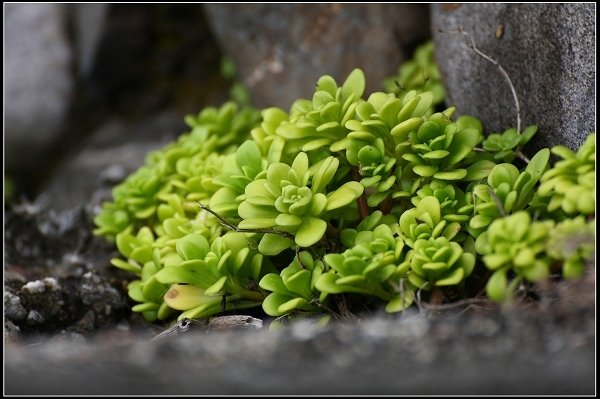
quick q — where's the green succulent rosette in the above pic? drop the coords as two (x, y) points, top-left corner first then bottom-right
(345, 90), (434, 206)
(538, 133), (595, 216)
(398, 109), (483, 184)
(469, 148), (550, 237)
(250, 107), (288, 162)
(259, 251), (326, 317)
(155, 232), (270, 320)
(403, 236), (475, 290)
(546, 217), (595, 279)
(411, 180), (474, 226)
(317, 216), (414, 312)
(93, 42), (597, 325)
(115, 216), (224, 322)
(94, 165), (168, 239)
(209, 140), (268, 219)
(183, 101), (261, 155)
(481, 125), (539, 162)
(475, 211), (555, 303)
(275, 68), (365, 161)
(238, 152), (363, 254)
(398, 196), (462, 248)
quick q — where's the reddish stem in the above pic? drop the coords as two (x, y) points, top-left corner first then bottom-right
(379, 195), (393, 215)
(351, 167), (369, 219)
(357, 195), (369, 220)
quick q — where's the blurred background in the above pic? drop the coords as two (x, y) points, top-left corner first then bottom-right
(4, 3), (594, 209)
(4, 3), (430, 207)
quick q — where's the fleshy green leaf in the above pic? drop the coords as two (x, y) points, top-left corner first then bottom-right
(464, 160), (496, 181)
(341, 68), (365, 100)
(486, 269), (508, 302)
(325, 181), (364, 211)
(295, 217), (327, 247)
(258, 233), (295, 256)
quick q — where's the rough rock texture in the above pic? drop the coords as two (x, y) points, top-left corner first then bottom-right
(432, 3), (595, 151)
(5, 280), (595, 395)
(5, 3), (74, 173)
(204, 4), (430, 109)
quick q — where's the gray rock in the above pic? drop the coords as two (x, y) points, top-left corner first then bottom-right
(4, 300), (595, 395)
(38, 109), (185, 212)
(432, 3), (595, 151)
(26, 310), (46, 326)
(5, 4), (74, 172)
(4, 292), (27, 322)
(204, 4), (430, 109)
(72, 4), (109, 78)
(5, 321), (21, 342)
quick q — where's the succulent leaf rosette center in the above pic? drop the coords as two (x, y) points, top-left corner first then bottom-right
(238, 152), (363, 254)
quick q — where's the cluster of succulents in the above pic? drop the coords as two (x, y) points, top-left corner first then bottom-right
(94, 43), (595, 325)
(383, 41), (445, 109)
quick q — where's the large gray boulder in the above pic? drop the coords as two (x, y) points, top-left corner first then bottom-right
(204, 4), (430, 109)
(432, 3), (595, 151)
(5, 4), (74, 173)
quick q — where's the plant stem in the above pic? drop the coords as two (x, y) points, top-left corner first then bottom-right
(379, 195), (393, 215)
(514, 149), (530, 164)
(487, 187), (506, 217)
(326, 223), (340, 236)
(237, 289), (266, 302)
(351, 167), (369, 219)
(198, 202), (295, 239)
(370, 284), (393, 302)
(357, 195), (369, 219)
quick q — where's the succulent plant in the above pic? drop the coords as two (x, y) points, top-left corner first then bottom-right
(94, 102), (261, 240)
(112, 214), (224, 322)
(259, 251), (326, 317)
(127, 249), (173, 322)
(411, 180), (474, 225)
(546, 217), (595, 279)
(469, 148), (550, 237)
(481, 125), (539, 162)
(383, 41), (445, 108)
(398, 109), (483, 183)
(209, 140), (268, 219)
(155, 232), (270, 320)
(537, 133), (595, 216)
(93, 202), (131, 239)
(274, 68), (365, 161)
(93, 42), (595, 326)
(168, 152), (224, 204)
(398, 196), (462, 248)
(183, 102), (261, 155)
(345, 90), (434, 206)
(317, 214), (413, 312)
(93, 165), (168, 239)
(404, 236), (475, 290)
(475, 211), (555, 303)
(111, 226), (156, 275)
(250, 107), (289, 161)
(238, 152), (363, 254)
